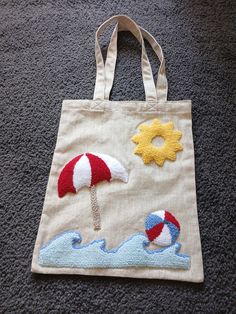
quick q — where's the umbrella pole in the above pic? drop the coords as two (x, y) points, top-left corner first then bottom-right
(89, 185), (101, 230)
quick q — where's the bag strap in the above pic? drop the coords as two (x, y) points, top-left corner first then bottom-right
(93, 15), (157, 101)
(104, 23), (168, 101)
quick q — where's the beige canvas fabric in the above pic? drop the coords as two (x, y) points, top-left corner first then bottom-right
(32, 15), (204, 282)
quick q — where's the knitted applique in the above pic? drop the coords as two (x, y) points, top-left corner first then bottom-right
(39, 211), (190, 270)
(145, 210), (180, 246)
(58, 153), (128, 231)
(39, 231), (190, 270)
(131, 119), (183, 166)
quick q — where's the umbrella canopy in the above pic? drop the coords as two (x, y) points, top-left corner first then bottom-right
(57, 152), (129, 230)
(58, 153), (128, 197)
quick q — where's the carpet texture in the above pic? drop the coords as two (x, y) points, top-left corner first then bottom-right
(1, 0), (235, 313)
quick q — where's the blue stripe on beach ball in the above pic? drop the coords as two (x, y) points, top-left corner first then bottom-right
(145, 214), (163, 230)
(167, 223), (180, 244)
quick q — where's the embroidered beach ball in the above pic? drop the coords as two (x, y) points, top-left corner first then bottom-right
(145, 210), (180, 246)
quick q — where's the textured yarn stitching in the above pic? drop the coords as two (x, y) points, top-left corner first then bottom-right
(89, 186), (101, 230)
(131, 119), (183, 166)
(145, 210), (181, 246)
(38, 231), (190, 269)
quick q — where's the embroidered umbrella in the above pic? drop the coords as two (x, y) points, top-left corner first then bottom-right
(58, 153), (128, 230)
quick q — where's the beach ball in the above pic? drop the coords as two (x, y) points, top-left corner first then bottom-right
(145, 210), (180, 246)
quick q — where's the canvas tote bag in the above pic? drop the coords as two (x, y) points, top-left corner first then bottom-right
(32, 15), (204, 282)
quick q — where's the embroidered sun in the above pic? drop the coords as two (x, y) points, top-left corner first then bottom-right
(131, 119), (183, 166)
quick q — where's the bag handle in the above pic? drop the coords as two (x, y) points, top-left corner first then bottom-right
(93, 15), (157, 101)
(104, 23), (168, 101)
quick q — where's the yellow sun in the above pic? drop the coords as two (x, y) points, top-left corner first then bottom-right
(131, 119), (183, 166)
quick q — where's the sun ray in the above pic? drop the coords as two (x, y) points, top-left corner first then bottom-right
(164, 121), (174, 131)
(131, 134), (142, 143)
(154, 152), (165, 166)
(142, 150), (154, 164)
(139, 124), (150, 132)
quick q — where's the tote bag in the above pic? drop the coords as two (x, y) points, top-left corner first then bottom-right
(32, 15), (204, 282)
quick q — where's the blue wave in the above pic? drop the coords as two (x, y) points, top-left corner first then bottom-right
(39, 231), (190, 269)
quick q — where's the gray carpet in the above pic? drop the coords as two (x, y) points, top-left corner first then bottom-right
(1, 0), (235, 313)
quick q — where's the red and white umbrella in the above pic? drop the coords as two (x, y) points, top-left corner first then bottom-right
(58, 152), (128, 230)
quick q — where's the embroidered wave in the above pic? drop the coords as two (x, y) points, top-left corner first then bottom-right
(38, 231), (190, 269)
